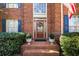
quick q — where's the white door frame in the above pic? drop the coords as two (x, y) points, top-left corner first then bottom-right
(33, 19), (47, 39)
(61, 4), (64, 34)
(33, 3), (48, 39)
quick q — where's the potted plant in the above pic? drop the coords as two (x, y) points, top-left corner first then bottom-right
(49, 33), (55, 44)
(26, 33), (32, 45)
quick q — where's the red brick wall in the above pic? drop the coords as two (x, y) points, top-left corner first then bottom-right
(0, 3), (68, 35)
(23, 3), (33, 34)
(47, 3), (61, 35)
(22, 3), (61, 35)
(53, 4), (61, 34)
(47, 3), (55, 34)
(63, 5), (68, 15)
(74, 3), (79, 15)
(54, 4), (61, 34)
(0, 5), (23, 32)
(0, 4), (33, 33)
(4, 8), (22, 19)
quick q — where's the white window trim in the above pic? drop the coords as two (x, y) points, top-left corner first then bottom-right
(33, 3), (47, 18)
(69, 15), (79, 32)
(33, 3), (48, 39)
(61, 13), (79, 33)
(6, 19), (18, 32)
(61, 4), (64, 34)
(6, 3), (19, 8)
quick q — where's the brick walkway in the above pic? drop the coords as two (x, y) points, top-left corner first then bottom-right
(21, 41), (59, 56)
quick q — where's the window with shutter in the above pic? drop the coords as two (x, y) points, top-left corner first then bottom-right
(6, 19), (18, 32)
(6, 3), (21, 8)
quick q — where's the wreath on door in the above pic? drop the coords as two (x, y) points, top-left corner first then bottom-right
(37, 22), (43, 32)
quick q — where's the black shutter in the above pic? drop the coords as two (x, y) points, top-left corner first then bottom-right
(64, 15), (69, 33)
(2, 17), (6, 32)
(18, 18), (22, 32)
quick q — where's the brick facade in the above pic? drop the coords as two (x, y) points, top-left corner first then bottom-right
(47, 3), (61, 34)
(23, 3), (33, 34)
(0, 3), (70, 37)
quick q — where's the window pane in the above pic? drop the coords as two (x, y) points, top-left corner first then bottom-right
(6, 3), (18, 8)
(14, 28), (18, 32)
(14, 4), (18, 8)
(34, 3), (46, 14)
(69, 16), (76, 26)
(42, 3), (46, 13)
(9, 3), (14, 8)
(6, 3), (9, 8)
(77, 16), (79, 26)
(8, 20), (14, 27)
(69, 26), (76, 32)
(69, 15), (79, 32)
(8, 28), (13, 32)
(6, 19), (18, 32)
(14, 20), (18, 27)
(0, 3), (6, 8)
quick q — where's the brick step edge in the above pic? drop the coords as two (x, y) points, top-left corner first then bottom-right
(21, 49), (59, 56)
(22, 50), (59, 56)
(22, 53), (59, 56)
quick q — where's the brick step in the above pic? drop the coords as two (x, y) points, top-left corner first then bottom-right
(21, 42), (59, 51)
(21, 44), (59, 52)
(22, 49), (59, 56)
(21, 42), (59, 56)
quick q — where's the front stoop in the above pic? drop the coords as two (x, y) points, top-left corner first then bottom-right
(21, 42), (59, 56)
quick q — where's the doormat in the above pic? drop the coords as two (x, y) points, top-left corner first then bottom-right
(35, 38), (46, 41)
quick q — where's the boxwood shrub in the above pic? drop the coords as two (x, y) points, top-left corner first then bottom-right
(60, 32), (79, 56)
(0, 32), (26, 56)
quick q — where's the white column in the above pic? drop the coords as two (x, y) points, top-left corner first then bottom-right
(61, 3), (63, 34)
(46, 3), (48, 39)
(33, 20), (34, 39)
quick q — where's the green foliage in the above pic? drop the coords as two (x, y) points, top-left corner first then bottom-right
(0, 32), (26, 56)
(60, 32), (79, 56)
(26, 33), (32, 39)
(49, 33), (55, 39)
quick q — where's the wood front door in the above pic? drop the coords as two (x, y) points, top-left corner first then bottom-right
(33, 20), (47, 39)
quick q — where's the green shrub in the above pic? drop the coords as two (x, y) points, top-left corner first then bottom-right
(60, 32), (79, 56)
(0, 32), (26, 56)
(49, 33), (55, 39)
(26, 33), (32, 39)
